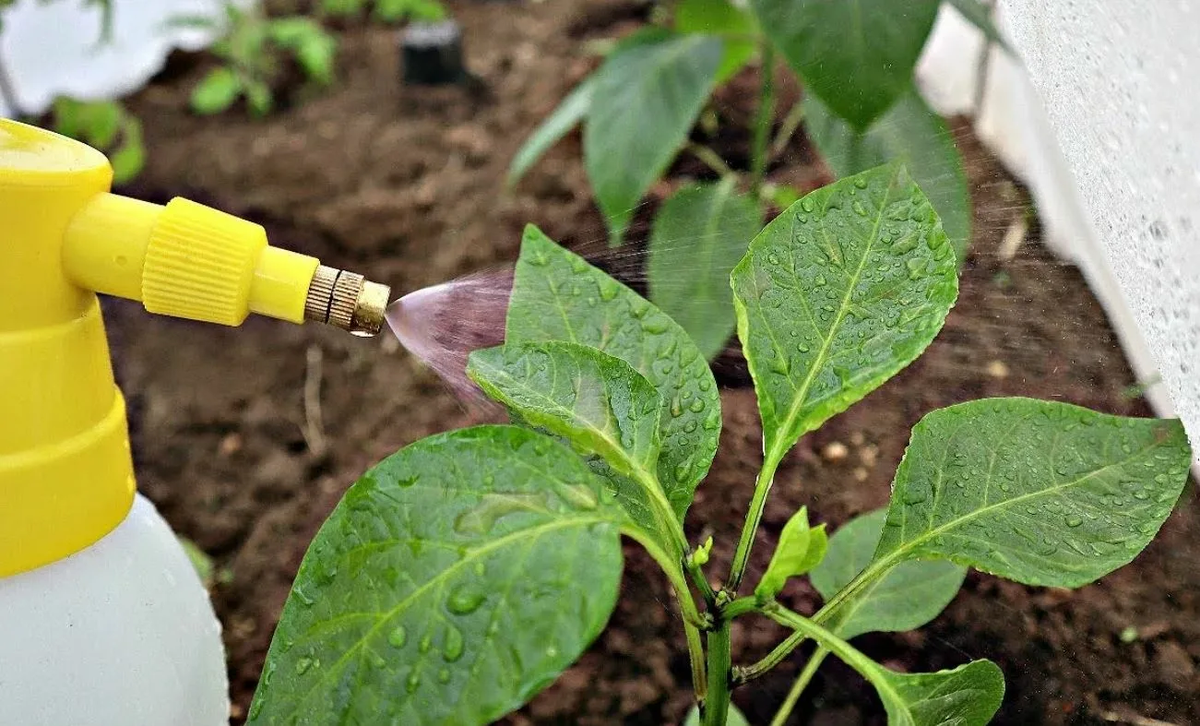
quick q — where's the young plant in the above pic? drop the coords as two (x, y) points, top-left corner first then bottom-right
(49, 97), (145, 183)
(318, 0), (446, 23)
(246, 165), (1193, 726)
(509, 0), (1002, 361)
(0, 1), (143, 182)
(177, 4), (337, 117)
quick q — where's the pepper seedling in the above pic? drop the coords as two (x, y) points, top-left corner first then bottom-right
(248, 164), (1192, 726)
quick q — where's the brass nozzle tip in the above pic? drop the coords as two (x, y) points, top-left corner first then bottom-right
(304, 265), (391, 337)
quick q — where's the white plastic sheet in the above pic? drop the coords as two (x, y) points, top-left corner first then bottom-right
(0, 0), (242, 117)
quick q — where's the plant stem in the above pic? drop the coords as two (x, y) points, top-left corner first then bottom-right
(687, 142), (737, 179)
(769, 99), (806, 161)
(687, 557), (718, 608)
(736, 556), (893, 683)
(769, 647), (829, 726)
(749, 43), (776, 200)
(702, 622), (733, 726)
(725, 454), (782, 592)
(624, 528), (709, 700)
(0, 53), (24, 120)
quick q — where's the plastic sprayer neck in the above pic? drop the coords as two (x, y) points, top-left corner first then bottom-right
(0, 119), (388, 577)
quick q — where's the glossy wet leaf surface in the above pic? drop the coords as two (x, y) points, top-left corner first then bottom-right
(507, 226), (721, 521)
(806, 91), (972, 263)
(584, 34), (723, 242)
(249, 426), (624, 726)
(874, 398), (1192, 588)
(648, 179), (761, 361)
(468, 342), (680, 549)
(750, 0), (940, 129)
(811, 509), (965, 639)
(730, 164), (958, 468)
(872, 659), (1005, 726)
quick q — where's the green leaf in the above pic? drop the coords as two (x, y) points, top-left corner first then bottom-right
(750, 0), (940, 129)
(507, 226), (721, 521)
(772, 608), (1004, 726)
(508, 75), (595, 186)
(376, 0), (446, 22)
(811, 509), (965, 640)
(945, 0), (1013, 53)
(108, 116), (145, 184)
(730, 163), (958, 470)
(190, 67), (242, 115)
(873, 659), (1005, 726)
(51, 98), (121, 148)
(756, 506), (828, 600)
(806, 91), (972, 265)
(297, 32), (338, 85)
(684, 702), (749, 726)
(648, 178), (761, 361)
(584, 34), (724, 243)
(249, 426), (624, 726)
(675, 0), (757, 83)
(873, 398), (1193, 588)
(468, 341), (682, 548)
(245, 79), (274, 118)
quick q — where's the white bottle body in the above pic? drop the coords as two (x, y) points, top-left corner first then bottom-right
(0, 494), (229, 725)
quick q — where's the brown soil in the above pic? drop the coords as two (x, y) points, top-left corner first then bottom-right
(106, 1), (1198, 724)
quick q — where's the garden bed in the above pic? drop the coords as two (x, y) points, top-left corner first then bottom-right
(105, 1), (1198, 723)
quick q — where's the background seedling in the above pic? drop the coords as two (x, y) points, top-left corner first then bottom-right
(173, 4), (337, 117)
(248, 166), (1193, 726)
(509, 0), (1004, 362)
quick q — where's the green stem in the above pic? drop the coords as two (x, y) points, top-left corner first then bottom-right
(762, 603), (894, 694)
(769, 647), (829, 726)
(702, 622), (733, 726)
(624, 528), (708, 699)
(725, 454), (782, 593)
(750, 43), (776, 200)
(687, 556), (718, 608)
(769, 99), (806, 161)
(686, 142), (737, 179)
(735, 556), (894, 682)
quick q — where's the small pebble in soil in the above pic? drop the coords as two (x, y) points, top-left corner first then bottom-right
(853, 467), (869, 482)
(401, 21), (466, 86)
(821, 441), (849, 462)
(987, 359), (1011, 378)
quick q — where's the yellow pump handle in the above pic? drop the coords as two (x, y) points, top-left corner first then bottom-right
(0, 119), (387, 577)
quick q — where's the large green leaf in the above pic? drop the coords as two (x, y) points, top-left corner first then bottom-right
(873, 398), (1192, 588)
(750, 0), (940, 129)
(730, 164), (958, 470)
(468, 341), (681, 550)
(806, 91), (972, 264)
(675, 0), (757, 83)
(248, 426), (625, 726)
(771, 608), (1004, 726)
(584, 34), (724, 243)
(507, 226), (721, 520)
(508, 76), (595, 186)
(811, 509), (965, 640)
(648, 178), (761, 361)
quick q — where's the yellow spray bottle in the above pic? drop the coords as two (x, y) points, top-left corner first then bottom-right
(0, 118), (390, 724)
